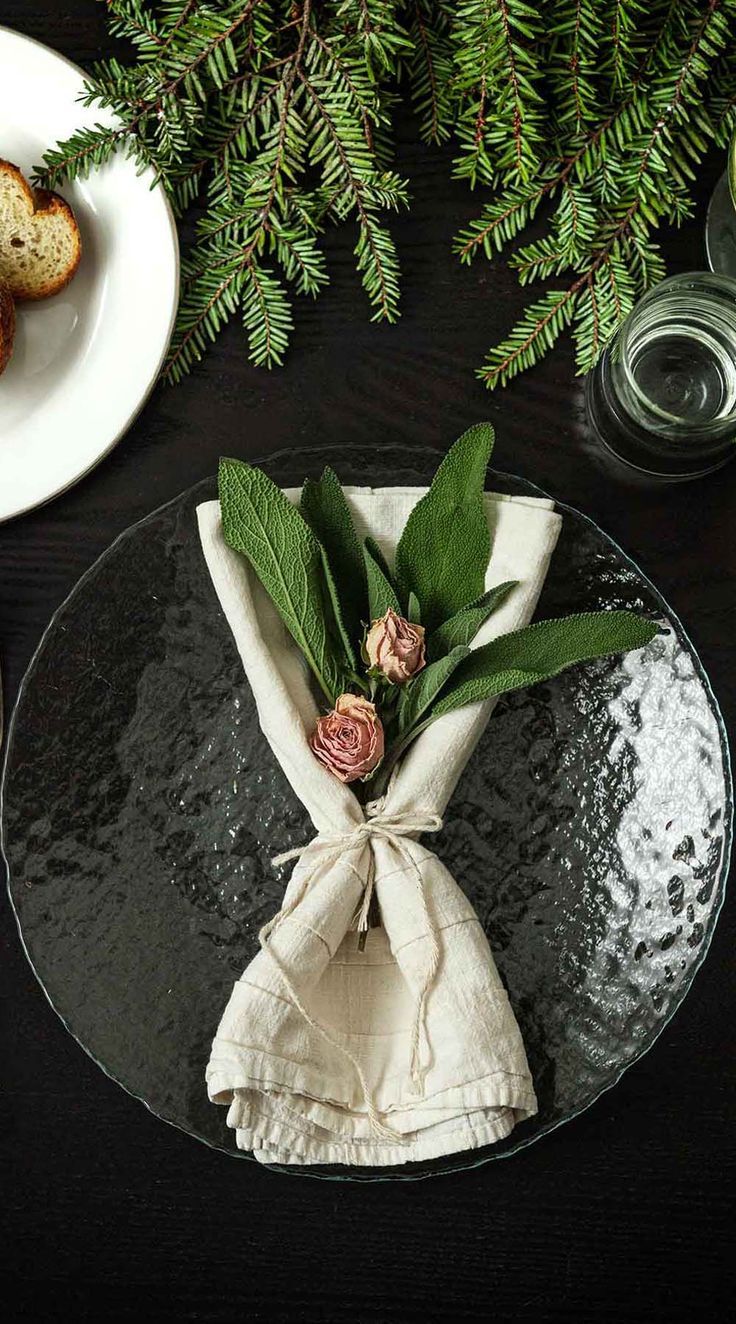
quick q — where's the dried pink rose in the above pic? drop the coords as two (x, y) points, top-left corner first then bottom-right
(365, 608), (426, 685)
(309, 693), (384, 783)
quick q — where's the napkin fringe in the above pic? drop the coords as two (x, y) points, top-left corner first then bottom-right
(207, 1056), (538, 1127)
(221, 1085), (535, 1166)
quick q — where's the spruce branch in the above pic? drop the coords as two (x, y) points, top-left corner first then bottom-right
(550, 1), (604, 132)
(39, 0), (408, 378)
(451, 1), (546, 187)
(708, 57), (736, 145)
(607, 0), (646, 89)
(404, 0), (454, 145)
(468, 0), (736, 387)
(36, 0), (736, 384)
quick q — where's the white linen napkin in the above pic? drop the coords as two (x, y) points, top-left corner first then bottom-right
(197, 485), (562, 1166)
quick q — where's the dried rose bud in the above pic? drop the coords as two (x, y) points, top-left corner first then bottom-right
(309, 693), (384, 783)
(365, 608), (426, 685)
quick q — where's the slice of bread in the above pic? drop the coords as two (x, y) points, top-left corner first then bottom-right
(0, 159), (81, 300)
(0, 278), (15, 376)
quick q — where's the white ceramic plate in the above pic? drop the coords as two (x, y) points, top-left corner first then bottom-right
(0, 26), (179, 522)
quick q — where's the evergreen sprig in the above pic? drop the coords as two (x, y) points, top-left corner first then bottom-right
(37, 1), (736, 384)
(39, 0), (409, 378)
(457, 0), (736, 386)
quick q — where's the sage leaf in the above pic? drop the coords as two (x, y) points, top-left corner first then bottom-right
(431, 611), (660, 719)
(318, 543), (358, 671)
(395, 423), (495, 631)
(407, 591), (422, 625)
(394, 645), (470, 740)
(301, 467), (367, 663)
(364, 536), (396, 590)
(219, 457), (345, 704)
(426, 581), (518, 661)
(365, 543), (401, 620)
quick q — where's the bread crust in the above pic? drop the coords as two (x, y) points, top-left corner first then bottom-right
(0, 278), (15, 376)
(0, 159), (82, 301)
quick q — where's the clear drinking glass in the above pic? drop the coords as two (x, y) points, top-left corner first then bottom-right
(585, 271), (736, 478)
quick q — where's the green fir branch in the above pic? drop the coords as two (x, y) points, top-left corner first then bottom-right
(35, 0), (736, 384)
(404, 0), (454, 145)
(473, 0), (736, 387)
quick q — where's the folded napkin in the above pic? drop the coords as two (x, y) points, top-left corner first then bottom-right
(198, 485), (562, 1166)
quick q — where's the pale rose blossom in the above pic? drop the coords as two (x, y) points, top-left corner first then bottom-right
(365, 608), (426, 684)
(309, 693), (384, 783)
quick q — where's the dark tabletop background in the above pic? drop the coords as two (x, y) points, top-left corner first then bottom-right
(1, 4), (734, 1321)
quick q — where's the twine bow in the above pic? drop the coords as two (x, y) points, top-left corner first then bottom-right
(260, 804), (443, 1144)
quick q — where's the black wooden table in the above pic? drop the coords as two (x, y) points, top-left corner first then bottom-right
(1, 4), (733, 1320)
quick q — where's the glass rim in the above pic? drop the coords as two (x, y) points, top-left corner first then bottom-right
(616, 270), (736, 436)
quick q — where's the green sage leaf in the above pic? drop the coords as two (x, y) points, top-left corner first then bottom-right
(426, 581), (518, 661)
(364, 543), (401, 620)
(394, 645), (470, 739)
(395, 423), (495, 631)
(431, 611), (659, 719)
(317, 544), (358, 671)
(364, 536), (396, 590)
(219, 457), (346, 704)
(407, 591), (422, 625)
(301, 466), (367, 664)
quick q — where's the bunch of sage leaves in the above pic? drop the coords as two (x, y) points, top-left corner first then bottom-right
(218, 425), (658, 793)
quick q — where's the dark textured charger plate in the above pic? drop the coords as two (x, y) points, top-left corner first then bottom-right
(1, 445), (731, 1182)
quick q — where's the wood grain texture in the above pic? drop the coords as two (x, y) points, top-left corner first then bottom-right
(0, 4), (734, 1320)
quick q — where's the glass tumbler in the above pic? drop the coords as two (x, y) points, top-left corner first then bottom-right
(585, 271), (736, 479)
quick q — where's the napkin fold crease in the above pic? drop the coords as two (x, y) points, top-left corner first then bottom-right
(197, 484), (562, 1167)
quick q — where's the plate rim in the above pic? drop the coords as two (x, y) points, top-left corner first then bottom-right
(0, 23), (180, 524)
(1, 445), (732, 1182)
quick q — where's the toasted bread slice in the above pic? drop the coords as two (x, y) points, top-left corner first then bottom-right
(0, 278), (15, 376)
(0, 159), (81, 300)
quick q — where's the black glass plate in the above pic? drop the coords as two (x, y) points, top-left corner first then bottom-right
(2, 446), (731, 1182)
